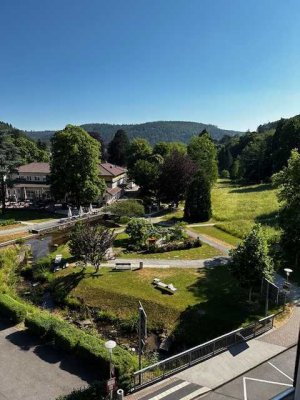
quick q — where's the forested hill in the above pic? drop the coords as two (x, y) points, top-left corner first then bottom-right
(26, 121), (243, 144)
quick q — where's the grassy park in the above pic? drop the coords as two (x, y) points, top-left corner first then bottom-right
(211, 180), (280, 239)
(52, 264), (259, 346)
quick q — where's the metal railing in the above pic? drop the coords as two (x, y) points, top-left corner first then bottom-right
(132, 314), (275, 391)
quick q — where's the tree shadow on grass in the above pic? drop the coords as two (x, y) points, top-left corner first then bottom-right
(52, 269), (86, 303)
(255, 210), (279, 229)
(171, 265), (257, 351)
(229, 184), (272, 194)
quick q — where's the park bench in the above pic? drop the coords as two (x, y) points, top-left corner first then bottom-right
(114, 262), (132, 271)
(152, 278), (177, 294)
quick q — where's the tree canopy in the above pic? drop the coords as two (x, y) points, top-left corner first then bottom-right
(272, 149), (300, 269)
(50, 125), (105, 205)
(187, 132), (218, 185)
(107, 129), (129, 166)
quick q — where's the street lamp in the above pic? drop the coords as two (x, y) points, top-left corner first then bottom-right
(284, 268), (293, 284)
(105, 340), (116, 399)
(283, 268), (293, 310)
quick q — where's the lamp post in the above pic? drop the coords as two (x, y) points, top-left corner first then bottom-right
(284, 268), (293, 284)
(283, 268), (293, 310)
(105, 340), (116, 399)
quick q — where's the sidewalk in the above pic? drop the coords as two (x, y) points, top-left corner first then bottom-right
(127, 305), (300, 399)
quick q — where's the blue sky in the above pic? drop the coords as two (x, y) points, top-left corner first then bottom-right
(1, 0), (300, 131)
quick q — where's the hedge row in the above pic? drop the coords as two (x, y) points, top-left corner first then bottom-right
(0, 293), (28, 323)
(24, 310), (136, 388)
(0, 293), (136, 390)
(0, 219), (16, 227)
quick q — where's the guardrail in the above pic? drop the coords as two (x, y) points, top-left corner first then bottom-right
(132, 314), (275, 391)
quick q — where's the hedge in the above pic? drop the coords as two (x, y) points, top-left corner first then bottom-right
(56, 382), (106, 400)
(0, 293), (28, 323)
(24, 310), (137, 389)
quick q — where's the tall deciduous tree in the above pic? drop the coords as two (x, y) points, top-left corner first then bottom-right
(130, 159), (160, 200)
(88, 131), (107, 161)
(229, 224), (274, 301)
(107, 129), (129, 166)
(187, 132), (218, 185)
(158, 151), (197, 207)
(0, 135), (21, 214)
(127, 138), (152, 170)
(153, 141), (187, 158)
(184, 170), (212, 222)
(69, 223), (116, 273)
(272, 149), (300, 269)
(50, 125), (105, 206)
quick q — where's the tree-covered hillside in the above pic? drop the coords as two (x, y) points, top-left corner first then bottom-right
(0, 121), (49, 164)
(26, 121), (243, 144)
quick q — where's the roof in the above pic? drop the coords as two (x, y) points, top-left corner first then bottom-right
(17, 163), (50, 174)
(99, 163), (127, 177)
(106, 187), (122, 196)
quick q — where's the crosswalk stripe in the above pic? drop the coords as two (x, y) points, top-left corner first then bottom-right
(180, 387), (211, 400)
(148, 381), (190, 400)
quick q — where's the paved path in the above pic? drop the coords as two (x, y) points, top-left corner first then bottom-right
(185, 228), (231, 255)
(0, 320), (98, 400)
(105, 256), (230, 268)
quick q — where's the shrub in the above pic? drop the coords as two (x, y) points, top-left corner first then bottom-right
(0, 219), (16, 227)
(148, 238), (201, 253)
(56, 381), (106, 400)
(119, 215), (130, 224)
(25, 311), (59, 337)
(77, 333), (109, 367)
(105, 199), (145, 218)
(52, 322), (82, 352)
(220, 169), (230, 179)
(0, 293), (27, 323)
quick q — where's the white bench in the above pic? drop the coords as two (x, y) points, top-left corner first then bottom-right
(114, 262), (132, 271)
(152, 278), (177, 294)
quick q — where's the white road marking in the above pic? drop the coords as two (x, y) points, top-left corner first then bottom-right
(180, 386), (210, 400)
(149, 381), (190, 400)
(243, 376), (293, 400)
(268, 362), (294, 381)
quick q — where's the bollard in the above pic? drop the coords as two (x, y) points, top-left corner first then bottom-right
(139, 261), (144, 270)
(117, 389), (124, 400)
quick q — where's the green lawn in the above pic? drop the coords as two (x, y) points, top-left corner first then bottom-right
(52, 265), (263, 346)
(114, 232), (222, 260)
(190, 225), (240, 246)
(0, 209), (58, 223)
(211, 181), (280, 239)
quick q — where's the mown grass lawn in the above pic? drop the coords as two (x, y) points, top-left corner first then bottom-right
(211, 180), (280, 239)
(53, 264), (259, 345)
(114, 232), (222, 260)
(190, 226), (240, 246)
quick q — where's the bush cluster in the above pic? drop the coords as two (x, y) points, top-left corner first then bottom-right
(0, 219), (16, 227)
(56, 382), (106, 400)
(0, 293), (28, 323)
(148, 238), (201, 254)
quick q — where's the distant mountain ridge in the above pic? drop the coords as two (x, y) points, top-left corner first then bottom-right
(26, 121), (244, 144)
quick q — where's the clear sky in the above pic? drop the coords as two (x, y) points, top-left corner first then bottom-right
(1, 0), (300, 132)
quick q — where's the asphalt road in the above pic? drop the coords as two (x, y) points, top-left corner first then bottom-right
(0, 320), (99, 400)
(200, 346), (296, 400)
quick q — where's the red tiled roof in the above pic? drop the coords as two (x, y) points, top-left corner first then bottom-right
(17, 163), (50, 174)
(99, 163), (127, 177)
(106, 187), (122, 196)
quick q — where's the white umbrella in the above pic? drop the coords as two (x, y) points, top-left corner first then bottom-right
(89, 203), (93, 213)
(23, 187), (27, 201)
(68, 206), (72, 218)
(79, 206), (84, 217)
